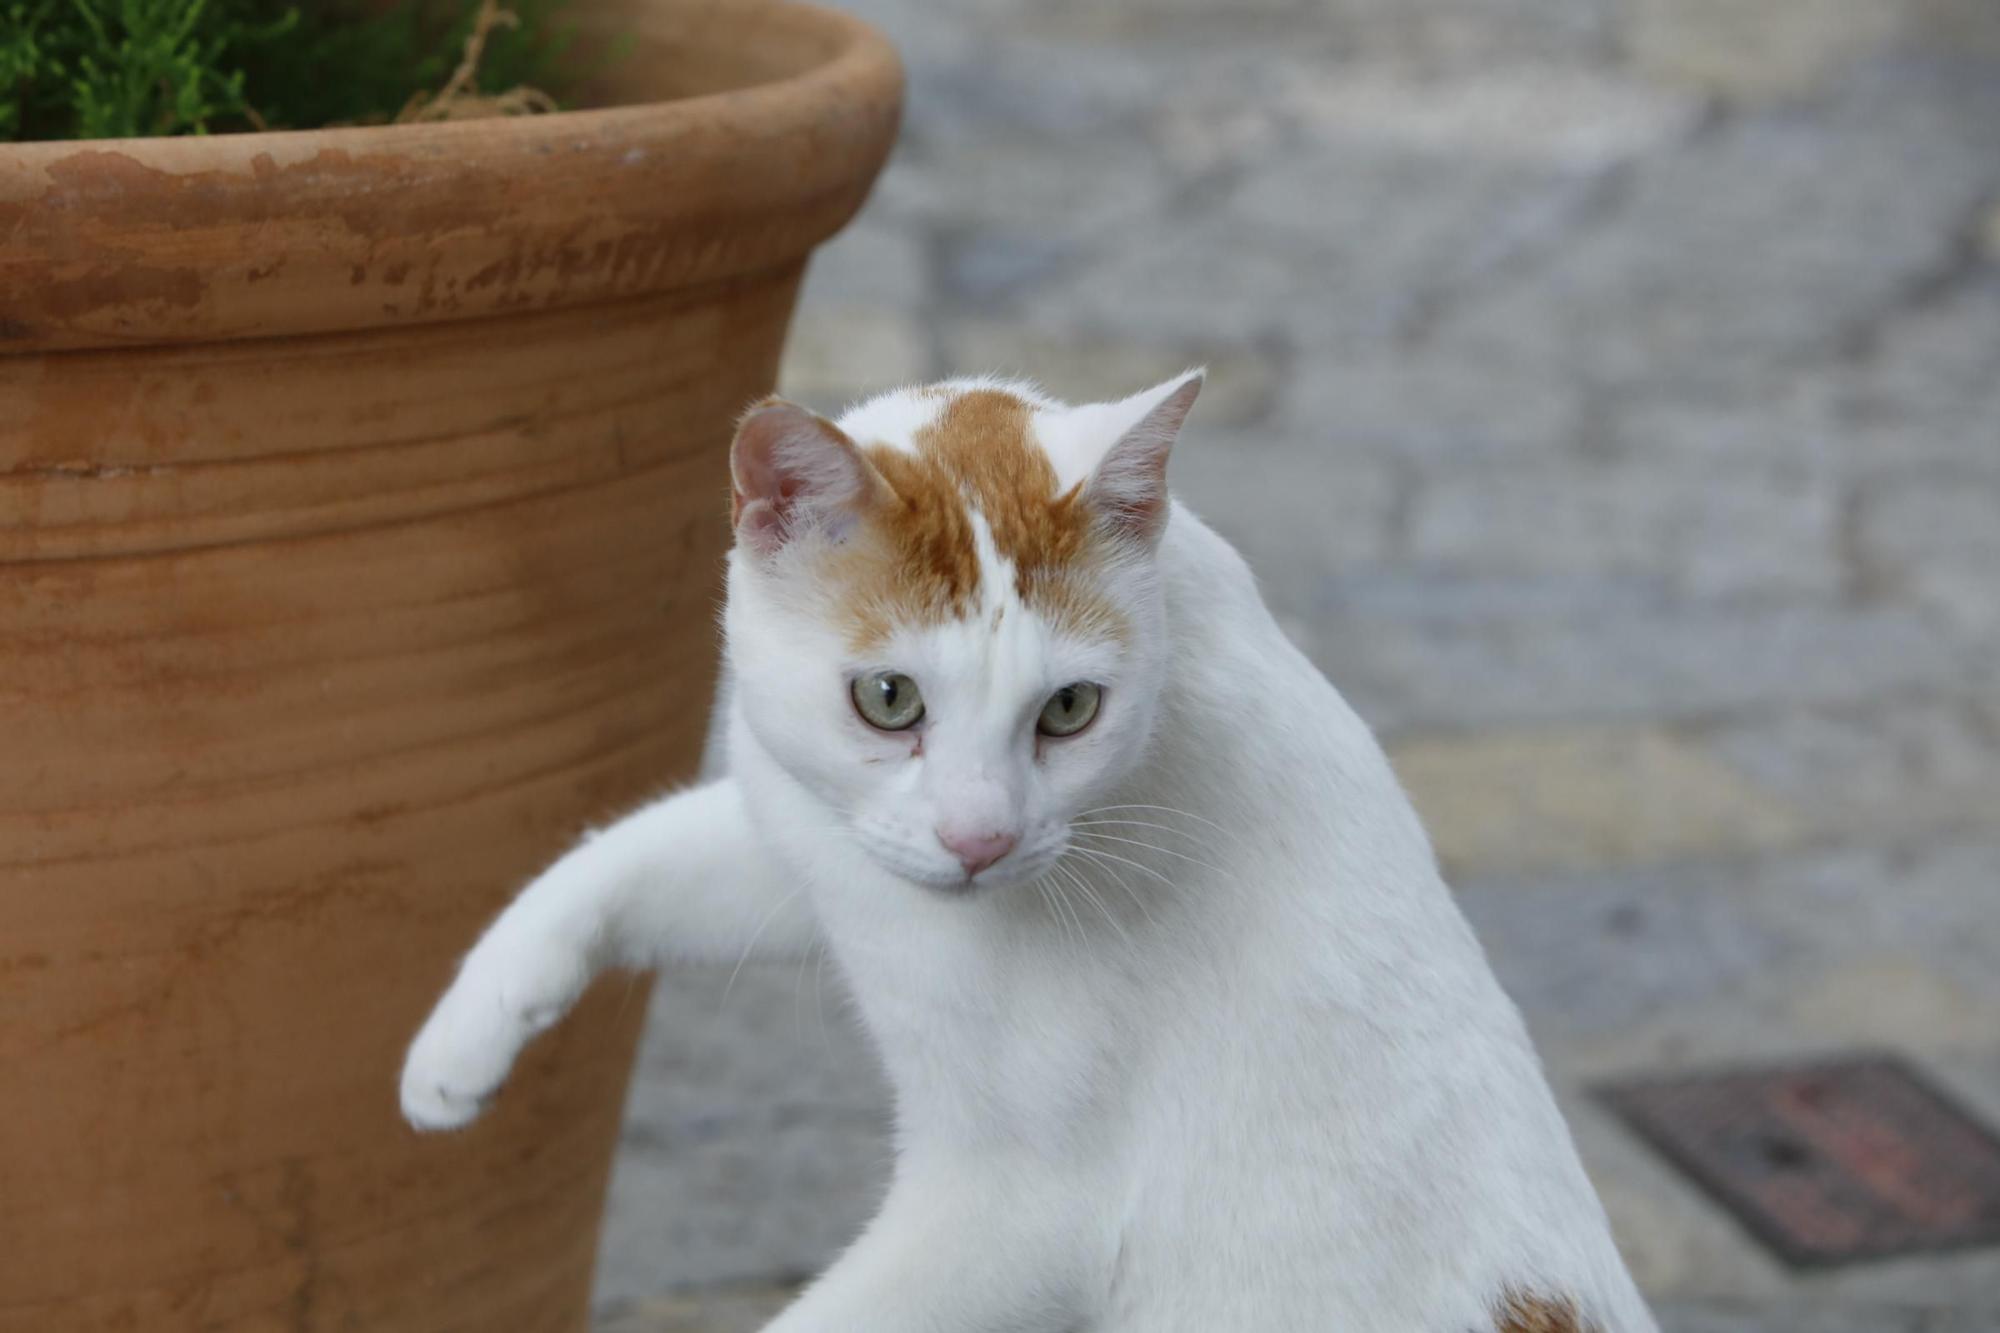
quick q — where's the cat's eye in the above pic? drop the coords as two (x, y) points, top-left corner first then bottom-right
(1037, 682), (1102, 738)
(852, 671), (925, 731)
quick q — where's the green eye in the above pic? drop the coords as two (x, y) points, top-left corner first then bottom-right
(852, 671), (925, 731)
(1037, 682), (1102, 738)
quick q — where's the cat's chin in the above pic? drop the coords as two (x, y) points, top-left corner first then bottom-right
(898, 855), (1054, 898)
(902, 868), (1007, 897)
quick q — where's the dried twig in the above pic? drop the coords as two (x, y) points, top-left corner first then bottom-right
(396, 0), (558, 124)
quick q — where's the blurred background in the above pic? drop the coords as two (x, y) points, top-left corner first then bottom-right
(596, 0), (2000, 1328)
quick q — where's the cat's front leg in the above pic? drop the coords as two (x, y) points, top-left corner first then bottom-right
(399, 777), (809, 1130)
(762, 1162), (1090, 1333)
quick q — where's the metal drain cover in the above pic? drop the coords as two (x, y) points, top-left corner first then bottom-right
(1600, 1055), (2000, 1268)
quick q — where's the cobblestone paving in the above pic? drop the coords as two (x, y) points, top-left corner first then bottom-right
(595, 1), (2000, 1327)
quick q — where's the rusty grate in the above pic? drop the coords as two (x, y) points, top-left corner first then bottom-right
(1599, 1054), (2000, 1268)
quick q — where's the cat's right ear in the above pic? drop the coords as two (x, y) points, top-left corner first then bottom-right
(730, 400), (880, 557)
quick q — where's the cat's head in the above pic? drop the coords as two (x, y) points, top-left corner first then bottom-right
(722, 372), (1202, 893)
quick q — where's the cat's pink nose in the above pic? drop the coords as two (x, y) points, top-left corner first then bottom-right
(937, 828), (1018, 877)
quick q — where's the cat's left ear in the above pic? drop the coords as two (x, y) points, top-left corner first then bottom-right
(1082, 369), (1203, 547)
(730, 399), (882, 557)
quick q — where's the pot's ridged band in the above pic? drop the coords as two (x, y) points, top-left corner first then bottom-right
(0, 281), (771, 562)
(0, 0), (901, 352)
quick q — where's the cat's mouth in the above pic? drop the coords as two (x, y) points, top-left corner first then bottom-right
(848, 818), (1064, 895)
(904, 845), (1061, 896)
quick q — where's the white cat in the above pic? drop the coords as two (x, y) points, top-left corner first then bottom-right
(400, 372), (1657, 1333)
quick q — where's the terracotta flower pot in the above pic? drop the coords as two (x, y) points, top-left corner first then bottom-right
(0, 5), (898, 1329)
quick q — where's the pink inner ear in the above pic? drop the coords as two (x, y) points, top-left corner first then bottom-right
(738, 500), (786, 548)
(729, 400), (875, 556)
(1086, 372), (1202, 544)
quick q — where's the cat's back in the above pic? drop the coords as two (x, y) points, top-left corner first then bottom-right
(1092, 504), (1658, 1333)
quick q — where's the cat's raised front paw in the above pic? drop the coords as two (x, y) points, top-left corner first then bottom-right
(398, 947), (580, 1132)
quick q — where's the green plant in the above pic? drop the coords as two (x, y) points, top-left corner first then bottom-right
(1, 0), (579, 142)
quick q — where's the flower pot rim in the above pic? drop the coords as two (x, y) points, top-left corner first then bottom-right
(0, 0), (904, 352)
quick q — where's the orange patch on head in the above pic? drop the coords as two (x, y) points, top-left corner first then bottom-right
(848, 444), (983, 638)
(832, 388), (1124, 648)
(1495, 1290), (1597, 1333)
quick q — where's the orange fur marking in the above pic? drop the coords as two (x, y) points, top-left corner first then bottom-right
(855, 444), (983, 632)
(918, 391), (1091, 591)
(1495, 1289), (1597, 1333)
(835, 388), (1125, 648)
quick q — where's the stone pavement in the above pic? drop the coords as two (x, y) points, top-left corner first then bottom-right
(594, 1), (2000, 1327)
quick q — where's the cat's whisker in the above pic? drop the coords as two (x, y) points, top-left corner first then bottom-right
(812, 938), (834, 1059)
(1057, 883), (1089, 953)
(722, 889), (804, 1006)
(1068, 829), (1227, 877)
(793, 937), (817, 1041)
(1069, 818), (1220, 852)
(1045, 875), (1089, 955)
(1080, 816), (1216, 844)
(1077, 802), (1228, 834)
(1067, 843), (1180, 893)
(1059, 883), (1089, 954)
(1071, 816), (1208, 835)
(1071, 827), (1225, 883)
(1055, 860), (1132, 948)
(612, 970), (644, 1026)
(1065, 849), (1158, 931)
(1031, 879), (1071, 952)
(1075, 883), (1131, 949)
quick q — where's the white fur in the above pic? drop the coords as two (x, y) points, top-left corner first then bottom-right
(401, 375), (1657, 1333)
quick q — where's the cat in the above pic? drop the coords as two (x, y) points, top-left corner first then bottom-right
(400, 371), (1658, 1333)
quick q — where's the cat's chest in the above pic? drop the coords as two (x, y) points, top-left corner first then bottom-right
(841, 932), (1140, 1136)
